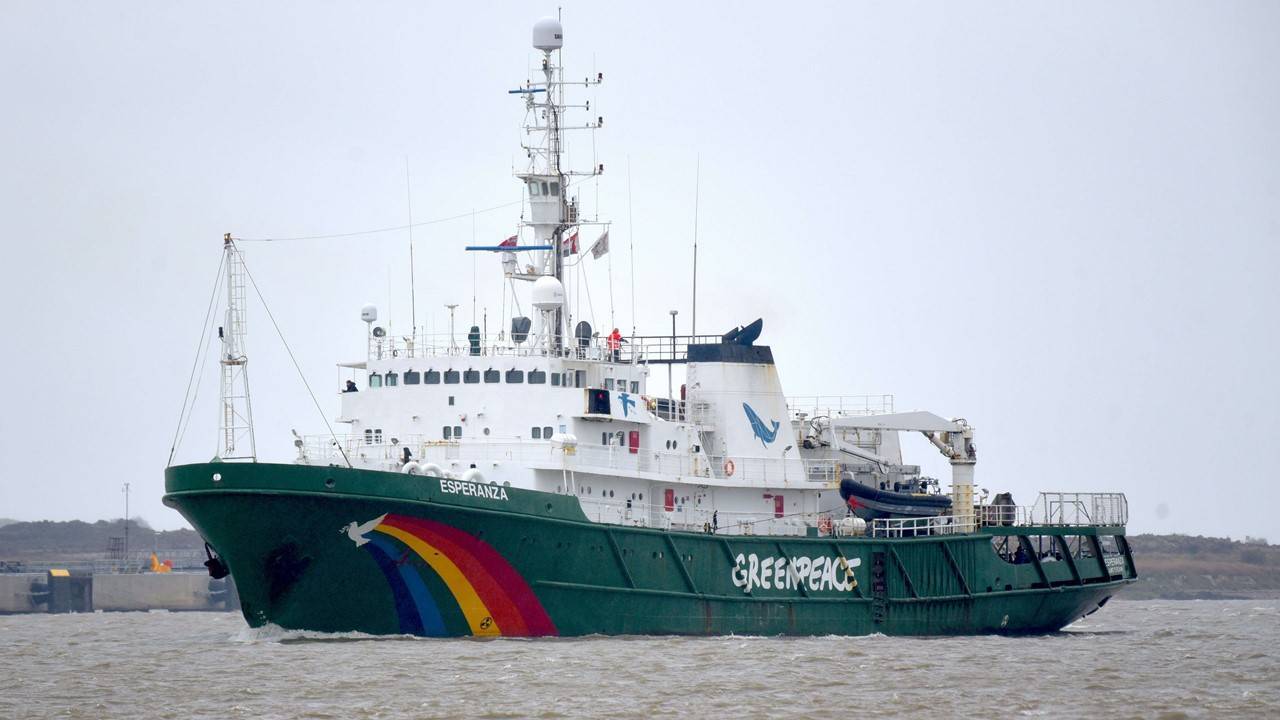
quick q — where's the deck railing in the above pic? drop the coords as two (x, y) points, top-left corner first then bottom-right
(872, 514), (976, 538)
(977, 493), (1129, 528)
(787, 395), (895, 418)
(300, 436), (843, 486)
(366, 330), (727, 366)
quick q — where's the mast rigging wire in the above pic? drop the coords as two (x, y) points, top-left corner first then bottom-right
(240, 257), (353, 469)
(167, 251), (226, 466)
(233, 177), (595, 244)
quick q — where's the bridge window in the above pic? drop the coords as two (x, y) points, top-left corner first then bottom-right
(551, 373), (561, 387)
(454, 425), (462, 438)
(368, 373), (382, 388)
(549, 181), (559, 196)
(385, 372), (398, 387)
(463, 369), (480, 384)
(484, 369), (500, 383)
(424, 370), (440, 384)
(505, 369), (524, 383)
(404, 370), (420, 385)
(528, 180), (540, 196)
(630, 381), (639, 394)
(604, 378), (614, 391)
(543, 426), (553, 439)
(528, 369), (546, 384)
(444, 370), (460, 384)
(532, 427), (542, 439)
(541, 181), (549, 195)
(443, 426), (452, 440)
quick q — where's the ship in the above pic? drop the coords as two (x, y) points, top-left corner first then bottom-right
(164, 17), (1136, 637)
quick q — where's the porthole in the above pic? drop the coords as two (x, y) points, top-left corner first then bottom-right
(324, 477), (335, 488)
(212, 473), (222, 483)
(483, 427), (491, 436)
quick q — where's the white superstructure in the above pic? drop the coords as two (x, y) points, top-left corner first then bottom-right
(277, 18), (986, 538)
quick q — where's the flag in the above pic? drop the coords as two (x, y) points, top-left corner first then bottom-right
(589, 230), (610, 259)
(498, 234), (518, 249)
(562, 230), (579, 256)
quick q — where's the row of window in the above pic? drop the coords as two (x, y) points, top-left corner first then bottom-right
(367, 370), (640, 394)
(528, 179), (561, 197)
(370, 369), (554, 388)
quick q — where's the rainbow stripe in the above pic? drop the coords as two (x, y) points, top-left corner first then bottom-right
(358, 514), (556, 637)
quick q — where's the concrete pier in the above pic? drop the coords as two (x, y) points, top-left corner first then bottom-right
(0, 572), (237, 614)
(0, 574), (45, 613)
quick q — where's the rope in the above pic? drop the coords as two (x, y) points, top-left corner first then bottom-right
(233, 177), (596, 244)
(239, 254), (353, 469)
(167, 251), (226, 466)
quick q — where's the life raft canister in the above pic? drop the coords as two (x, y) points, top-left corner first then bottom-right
(723, 458), (735, 477)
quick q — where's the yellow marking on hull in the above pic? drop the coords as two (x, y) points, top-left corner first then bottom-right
(375, 524), (501, 636)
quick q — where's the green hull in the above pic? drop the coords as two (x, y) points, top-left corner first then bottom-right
(164, 462), (1135, 637)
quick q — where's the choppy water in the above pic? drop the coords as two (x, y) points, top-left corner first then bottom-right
(1, 600), (1277, 719)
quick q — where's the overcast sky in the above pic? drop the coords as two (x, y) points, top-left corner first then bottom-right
(1, 1), (1276, 539)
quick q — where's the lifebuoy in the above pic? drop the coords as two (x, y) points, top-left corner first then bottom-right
(818, 515), (833, 535)
(723, 459), (735, 477)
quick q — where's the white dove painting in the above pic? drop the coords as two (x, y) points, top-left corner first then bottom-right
(341, 514), (387, 547)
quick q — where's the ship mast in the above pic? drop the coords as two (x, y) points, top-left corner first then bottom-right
(218, 233), (256, 461)
(509, 17), (603, 353)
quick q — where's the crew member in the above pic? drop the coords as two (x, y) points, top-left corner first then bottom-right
(607, 327), (623, 362)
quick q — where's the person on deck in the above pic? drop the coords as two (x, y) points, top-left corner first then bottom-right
(607, 328), (624, 362)
(344, 380), (358, 392)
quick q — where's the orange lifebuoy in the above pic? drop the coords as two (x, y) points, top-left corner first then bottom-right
(723, 459), (735, 477)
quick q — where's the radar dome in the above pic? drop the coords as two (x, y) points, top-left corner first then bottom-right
(531, 276), (566, 310)
(532, 17), (563, 51)
(361, 304), (378, 323)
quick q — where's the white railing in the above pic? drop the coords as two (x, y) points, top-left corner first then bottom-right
(299, 435), (843, 487)
(977, 492), (1129, 528)
(872, 514), (976, 538)
(576, 497), (824, 537)
(787, 395), (895, 418)
(365, 330), (727, 366)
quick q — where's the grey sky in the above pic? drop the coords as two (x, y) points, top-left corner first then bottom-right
(1, 1), (1276, 538)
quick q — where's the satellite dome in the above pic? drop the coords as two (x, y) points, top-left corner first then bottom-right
(532, 17), (563, 51)
(531, 276), (566, 310)
(361, 304), (378, 323)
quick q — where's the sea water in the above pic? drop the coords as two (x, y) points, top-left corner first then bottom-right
(1, 599), (1276, 719)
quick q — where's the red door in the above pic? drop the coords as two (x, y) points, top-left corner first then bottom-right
(774, 495), (785, 518)
(664, 488), (675, 512)
(628, 430), (640, 454)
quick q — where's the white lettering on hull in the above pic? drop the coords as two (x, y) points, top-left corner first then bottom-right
(438, 478), (510, 501)
(730, 553), (861, 593)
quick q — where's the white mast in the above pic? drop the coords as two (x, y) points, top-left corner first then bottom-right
(218, 233), (256, 461)
(509, 17), (604, 351)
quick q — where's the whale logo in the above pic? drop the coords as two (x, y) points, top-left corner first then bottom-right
(742, 403), (781, 447)
(618, 392), (636, 417)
